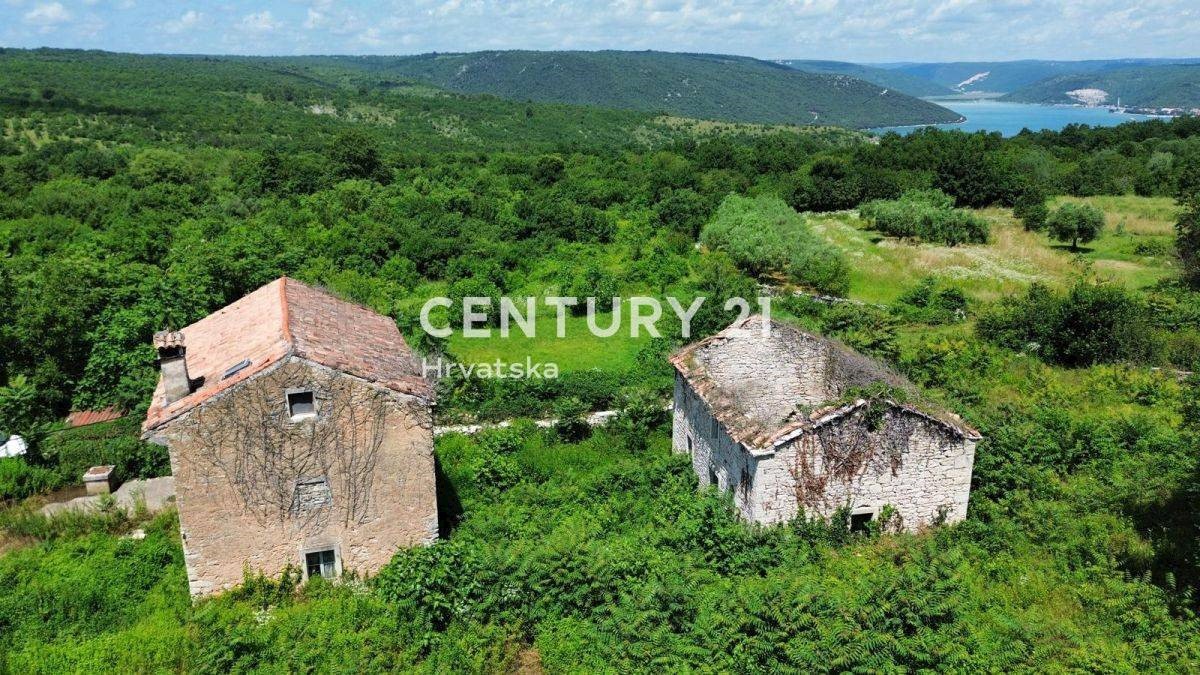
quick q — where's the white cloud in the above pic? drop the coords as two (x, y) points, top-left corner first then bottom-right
(304, 8), (326, 30)
(4, 0), (1200, 62)
(23, 1), (70, 26)
(237, 10), (280, 34)
(303, 3), (364, 35)
(162, 9), (202, 35)
(357, 26), (385, 46)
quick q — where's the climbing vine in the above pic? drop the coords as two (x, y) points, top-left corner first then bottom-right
(183, 360), (396, 529)
(789, 403), (919, 513)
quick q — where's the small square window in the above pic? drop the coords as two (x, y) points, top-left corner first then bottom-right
(287, 390), (315, 419)
(305, 549), (337, 579)
(850, 510), (875, 533)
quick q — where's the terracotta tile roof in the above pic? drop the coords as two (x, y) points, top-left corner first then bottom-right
(142, 277), (429, 434)
(670, 315), (980, 451)
(65, 407), (125, 428)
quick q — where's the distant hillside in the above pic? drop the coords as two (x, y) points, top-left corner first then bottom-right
(878, 58), (1200, 94)
(307, 51), (961, 129)
(1002, 64), (1200, 109)
(0, 48), (872, 154)
(778, 59), (952, 97)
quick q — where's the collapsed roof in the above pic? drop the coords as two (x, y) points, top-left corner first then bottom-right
(670, 315), (980, 451)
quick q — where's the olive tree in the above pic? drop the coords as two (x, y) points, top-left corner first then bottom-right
(1047, 202), (1105, 250)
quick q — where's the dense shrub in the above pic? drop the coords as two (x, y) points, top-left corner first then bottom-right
(700, 194), (849, 295)
(437, 367), (630, 423)
(900, 336), (997, 406)
(978, 281), (1159, 367)
(859, 189), (989, 245)
(894, 277), (969, 324)
(1013, 188), (1049, 231)
(819, 303), (900, 363)
(37, 417), (169, 486)
(552, 396), (591, 442)
(1178, 194), (1200, 289)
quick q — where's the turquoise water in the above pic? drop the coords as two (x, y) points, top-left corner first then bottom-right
(871, 99), (1162, 137)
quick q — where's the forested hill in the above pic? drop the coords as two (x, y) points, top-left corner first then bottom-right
(299, 50), (962, 128)
(778, 59), (954, 97)
(880, 58), (1200, 94)
(1003, 64), (1200, 109)
(0, 48), (671, 153)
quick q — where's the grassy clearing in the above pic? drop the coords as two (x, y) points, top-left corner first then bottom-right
(1052, 195), (1179, 236)
(448, 310), (649, 373)
(810, 196), (1178, 304)
(1050, 195), (1179, 287)
(810, 210), (1056, 304)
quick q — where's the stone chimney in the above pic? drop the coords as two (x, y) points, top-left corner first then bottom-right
(153, 330), (192, 405)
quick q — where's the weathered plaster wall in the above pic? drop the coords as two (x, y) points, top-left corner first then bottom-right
(162, 357), (437, 597)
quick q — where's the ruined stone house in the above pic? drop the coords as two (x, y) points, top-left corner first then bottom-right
(142, 277), (437, 597)
(671, 315), (980, 531)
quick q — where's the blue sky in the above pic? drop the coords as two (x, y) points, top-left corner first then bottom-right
(2, 0), (1197, 62)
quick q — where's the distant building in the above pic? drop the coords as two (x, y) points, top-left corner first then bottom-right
(142, 277), (437, 597)
(65, 407), (124, 428)
(670, 315), (979, 531)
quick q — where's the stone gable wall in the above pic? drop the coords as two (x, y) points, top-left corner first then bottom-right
(673, 373), (974, 531)
(751, 408), (974, 529)
(162, 357), (437, 597)
(692, 329), (830, 426)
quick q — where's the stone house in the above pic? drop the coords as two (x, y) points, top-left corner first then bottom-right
(670, 315), (980, 531)
(142, 277), (437, 597)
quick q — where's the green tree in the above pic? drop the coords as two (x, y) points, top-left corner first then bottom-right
(700, 194), (849, 294)
(1178, 193), (1200, 289)
(0, 375), (38, 440)
(1012, 188), (1049, 231)
(328, 130), (384, 181)
(1047, 202), (1105, 250)
(127, 148), (193, 187)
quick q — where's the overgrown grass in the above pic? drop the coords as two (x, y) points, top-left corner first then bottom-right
(809, 196), (1178, 304)
(2, 416), (1198, 671)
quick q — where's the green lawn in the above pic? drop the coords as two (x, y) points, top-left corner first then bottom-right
(448, 310), (650, 372)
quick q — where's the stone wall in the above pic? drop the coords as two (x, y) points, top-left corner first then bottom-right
(689, 327), (831, 426)
(161, 357), (438, 597)
(673, 374), (974, 531)
(752, 406), (974, 529)
(672, 373), (759, 515)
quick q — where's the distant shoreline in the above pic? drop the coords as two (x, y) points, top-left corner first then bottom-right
(867, 99), (1167, 136)
(871, 117), (968, 132)
(924, 92), (1006, 102)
